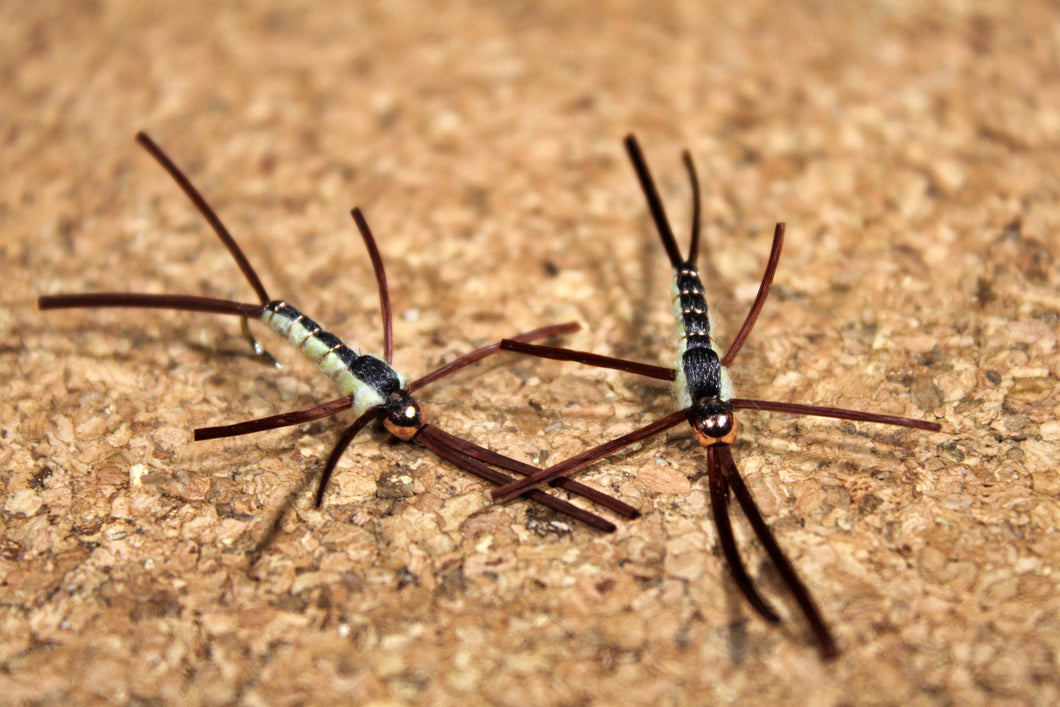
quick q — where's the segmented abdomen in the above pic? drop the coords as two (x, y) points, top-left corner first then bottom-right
(671, 263), (733, 407)
(260, 301), (406, 416)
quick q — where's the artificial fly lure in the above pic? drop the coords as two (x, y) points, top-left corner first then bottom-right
(491, 135), (942, 658)
(38, 132), (641, 533)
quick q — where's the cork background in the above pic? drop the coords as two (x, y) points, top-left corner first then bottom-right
(3, 1), (1059, 705)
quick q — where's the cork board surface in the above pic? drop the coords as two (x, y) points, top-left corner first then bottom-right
(3, 1), (1059, 704)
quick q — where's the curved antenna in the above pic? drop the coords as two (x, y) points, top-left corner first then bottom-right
(350, 208), (394, 364)
(407, 322), (581, 394)
(417, 425), (616, 533)
(682, 150), (702, 264)
(39, 293), (262, 318)
(624, 135), (684, 268)
(499, 339), (676, 381)
(716, 446), (839, 660)
(492, 409), (689, 503)
(730, 398), (942, 432)
(315, 408), (385, 506)
(194, 395), (355, 440)
(722, 223), (785, 366)
(421, 425), (641, 520)
(707, 447), (781, 624)
(135, 132), (271, 305)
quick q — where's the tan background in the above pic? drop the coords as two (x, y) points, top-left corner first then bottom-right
(3, 1), (1058, 705)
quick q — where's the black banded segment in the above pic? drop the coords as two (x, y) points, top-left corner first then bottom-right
(682, 347), (725, 403)
(348, 353), (403, 398)
(311, 330), (344, 354)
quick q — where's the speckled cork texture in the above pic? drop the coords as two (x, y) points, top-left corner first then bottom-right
(3, 2), (1059, 705)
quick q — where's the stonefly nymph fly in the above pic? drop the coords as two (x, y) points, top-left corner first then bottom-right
(491, 135), (942, 658)
(39, 133), (639, 532)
